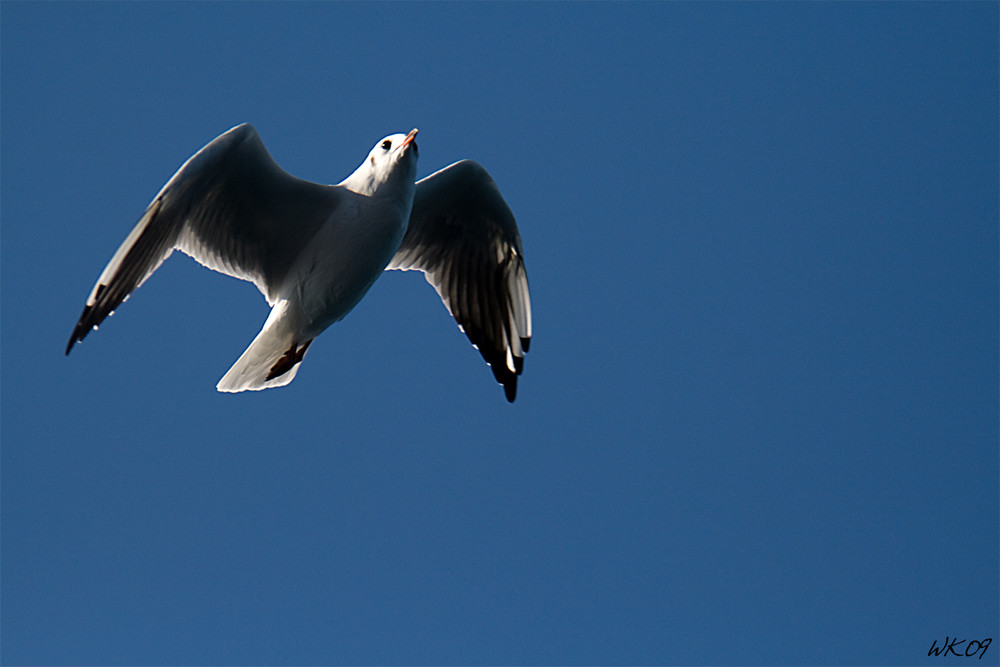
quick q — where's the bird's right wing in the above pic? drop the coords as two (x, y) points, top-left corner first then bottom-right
(66, 124), (336, 355)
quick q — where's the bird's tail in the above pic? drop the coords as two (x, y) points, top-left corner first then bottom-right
(216, 301), (312, 393)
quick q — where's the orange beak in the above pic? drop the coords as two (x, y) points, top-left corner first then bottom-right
(401, 128), (418, 149)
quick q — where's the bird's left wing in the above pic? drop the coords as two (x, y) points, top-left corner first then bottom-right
(387, 160), (532, 402)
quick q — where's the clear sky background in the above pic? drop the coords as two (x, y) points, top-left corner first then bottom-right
(2, 3), (997, 665)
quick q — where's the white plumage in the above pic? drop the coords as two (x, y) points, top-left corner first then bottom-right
(66, 124), (531, 401)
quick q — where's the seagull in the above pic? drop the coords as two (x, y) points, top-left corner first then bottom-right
(65, 124), (532, 401)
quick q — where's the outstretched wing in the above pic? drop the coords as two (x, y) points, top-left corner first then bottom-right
(387, 160), (532, 402)
(66, 124), (336, 355)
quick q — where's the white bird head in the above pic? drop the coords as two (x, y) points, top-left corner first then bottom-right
(340, 129), (419, 197)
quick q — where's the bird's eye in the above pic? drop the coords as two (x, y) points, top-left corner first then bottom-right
(381, 140), (392, 150)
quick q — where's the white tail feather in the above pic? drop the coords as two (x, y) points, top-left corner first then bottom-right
(216, 301), (306, 393)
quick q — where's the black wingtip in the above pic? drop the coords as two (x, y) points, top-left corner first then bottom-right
(65, 324), (86, 355)
(504, 380), (517, 403)
(65, 322), (84, 356)
(65, 304), (94, 356)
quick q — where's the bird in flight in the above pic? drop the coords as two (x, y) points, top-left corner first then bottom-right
(66, 124), (532, 401)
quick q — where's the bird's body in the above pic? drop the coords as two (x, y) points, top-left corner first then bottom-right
(66, 124), (531, 401)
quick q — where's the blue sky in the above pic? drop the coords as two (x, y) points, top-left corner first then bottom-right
(2, 2), (997, 665)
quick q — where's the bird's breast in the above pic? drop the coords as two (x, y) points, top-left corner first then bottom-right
(288, 196), (410, 338)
